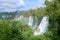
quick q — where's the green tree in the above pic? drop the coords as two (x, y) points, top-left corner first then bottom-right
(45, 0), (60, 39)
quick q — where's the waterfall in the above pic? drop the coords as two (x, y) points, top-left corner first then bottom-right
(33, 17), (38, 30)
(34, 16), (49, 35)
(15, 15), (23, 21)
(19, 15), (23, 20)
(28, 16), (33, 28)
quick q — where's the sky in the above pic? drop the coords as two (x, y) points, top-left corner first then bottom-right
(0, 0), (45, 12)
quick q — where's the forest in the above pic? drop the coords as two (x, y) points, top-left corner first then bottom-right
(0, 0), (60, 40)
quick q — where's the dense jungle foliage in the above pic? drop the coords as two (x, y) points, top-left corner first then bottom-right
(0, 0), (60, 40)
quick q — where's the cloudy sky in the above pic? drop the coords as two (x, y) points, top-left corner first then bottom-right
(0, 0), (45, 12)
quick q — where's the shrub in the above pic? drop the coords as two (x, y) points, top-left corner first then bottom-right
(0, 20), (32, 40)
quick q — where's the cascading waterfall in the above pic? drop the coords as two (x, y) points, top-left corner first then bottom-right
(15, 14), (49, 35)
(34, 16), (49, 35)
(28, 16), (33, 28)
(15, 15), (23, 21)
(19, 15), (23, 20)
(33, 17), (38, 29)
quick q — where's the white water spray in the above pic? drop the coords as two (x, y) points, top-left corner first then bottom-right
(28, 16), (33, 27)
(34, 16), (49, 35)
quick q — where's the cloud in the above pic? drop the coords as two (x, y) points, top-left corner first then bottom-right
(39, 0), (45, 4)
(0, 0), (24, 12)
(23, 0), (45, 9)
(19, 0), (24, 6)
(0, 0), (45, 12)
